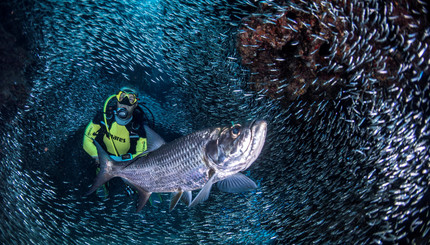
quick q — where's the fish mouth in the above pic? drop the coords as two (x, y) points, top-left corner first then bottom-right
(250, 120), (268, 142)
(244, 119), (267, 169)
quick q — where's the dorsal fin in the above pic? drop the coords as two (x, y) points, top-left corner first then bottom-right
(144, 125), (165, 152)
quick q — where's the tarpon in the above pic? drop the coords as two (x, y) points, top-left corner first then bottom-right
(86, 120), (267, 211)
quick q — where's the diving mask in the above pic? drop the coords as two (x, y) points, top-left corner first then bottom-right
(116, 90), (138, 105)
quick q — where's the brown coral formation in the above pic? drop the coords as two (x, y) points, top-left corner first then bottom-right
(238, 3), (335, 102)
(237, 0), (429, 104)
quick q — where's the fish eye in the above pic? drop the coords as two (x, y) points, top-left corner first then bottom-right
(231, 125), (241, 138)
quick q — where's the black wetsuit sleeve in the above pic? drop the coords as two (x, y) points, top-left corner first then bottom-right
(134, 108), (147, 138)
(93, 111), (105, 124)
(91, 110), (110, 152)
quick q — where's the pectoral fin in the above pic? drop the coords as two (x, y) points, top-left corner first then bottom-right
(189, 173), (217, 208)
(181, 191), (192, 206)
(169, 190), (192, 211)
(170, 191), (183, 212)
(216, 173), (257, 193)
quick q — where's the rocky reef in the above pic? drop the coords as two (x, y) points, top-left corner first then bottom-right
(238, 0), (429, 103)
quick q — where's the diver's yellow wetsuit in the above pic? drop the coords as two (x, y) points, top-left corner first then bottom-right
(83, 106), (147, 159)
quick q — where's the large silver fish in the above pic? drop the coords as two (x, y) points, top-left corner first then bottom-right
(86, 120), (267, 211)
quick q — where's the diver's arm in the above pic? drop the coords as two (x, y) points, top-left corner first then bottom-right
(83, 121), (102, 158)
(131, 110), (149, 158)
(132, 137), (148, 158)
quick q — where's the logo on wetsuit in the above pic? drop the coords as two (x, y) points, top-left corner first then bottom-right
(110, 134), (126, 143)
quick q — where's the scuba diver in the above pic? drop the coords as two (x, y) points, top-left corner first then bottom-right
(83, 87), (155, 199)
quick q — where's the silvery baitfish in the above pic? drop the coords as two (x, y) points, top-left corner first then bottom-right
(86, 120), (267, 212)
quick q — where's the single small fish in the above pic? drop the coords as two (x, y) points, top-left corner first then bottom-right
(86, 120), (268, 212)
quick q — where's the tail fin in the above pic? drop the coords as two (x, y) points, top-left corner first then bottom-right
(85, 140), (116, 196)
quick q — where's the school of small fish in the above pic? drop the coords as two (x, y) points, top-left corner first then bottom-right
(0, 0), (428, 244)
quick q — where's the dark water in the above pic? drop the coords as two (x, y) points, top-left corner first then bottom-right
(1, 0), (429, 244)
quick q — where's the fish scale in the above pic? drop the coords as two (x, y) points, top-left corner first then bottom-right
(121, 130), (213, 192)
